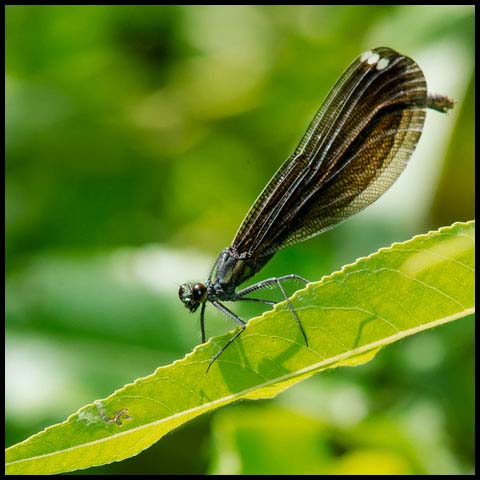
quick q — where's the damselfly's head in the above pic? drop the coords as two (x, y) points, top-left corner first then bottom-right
(178, 282), (208, 312)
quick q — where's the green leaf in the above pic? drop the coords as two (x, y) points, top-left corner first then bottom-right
(5, 221), (475, 475)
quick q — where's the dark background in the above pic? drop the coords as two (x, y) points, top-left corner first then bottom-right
(6, 5), (474, 474)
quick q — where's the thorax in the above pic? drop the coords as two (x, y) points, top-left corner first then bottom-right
(208, 248), (256, 300)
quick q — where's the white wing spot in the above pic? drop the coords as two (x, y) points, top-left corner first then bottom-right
(376, 57), (390, 70)
(360, 50), (380, 65)
(360, 50), (373, 62)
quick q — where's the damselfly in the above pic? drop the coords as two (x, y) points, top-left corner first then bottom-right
(178, 47), (454, 372)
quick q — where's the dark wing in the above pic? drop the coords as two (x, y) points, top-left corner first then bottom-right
(230, 47), (428, 258)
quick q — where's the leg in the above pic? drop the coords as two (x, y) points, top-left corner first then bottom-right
(200, 302), (206, 343)
(235, 274), (309, 298)
(235, 274), (309, 346)
(274, 277), (309, 346)
(234, 297), (276, 306)
(207, 301), (246, 373)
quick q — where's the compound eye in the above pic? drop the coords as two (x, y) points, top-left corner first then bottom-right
(192, 283), (207, 303)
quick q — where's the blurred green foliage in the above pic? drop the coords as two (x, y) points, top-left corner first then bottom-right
(5, 5), (474, 475)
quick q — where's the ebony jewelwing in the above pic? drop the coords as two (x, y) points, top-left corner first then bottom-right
(178, 47), (454, 372)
